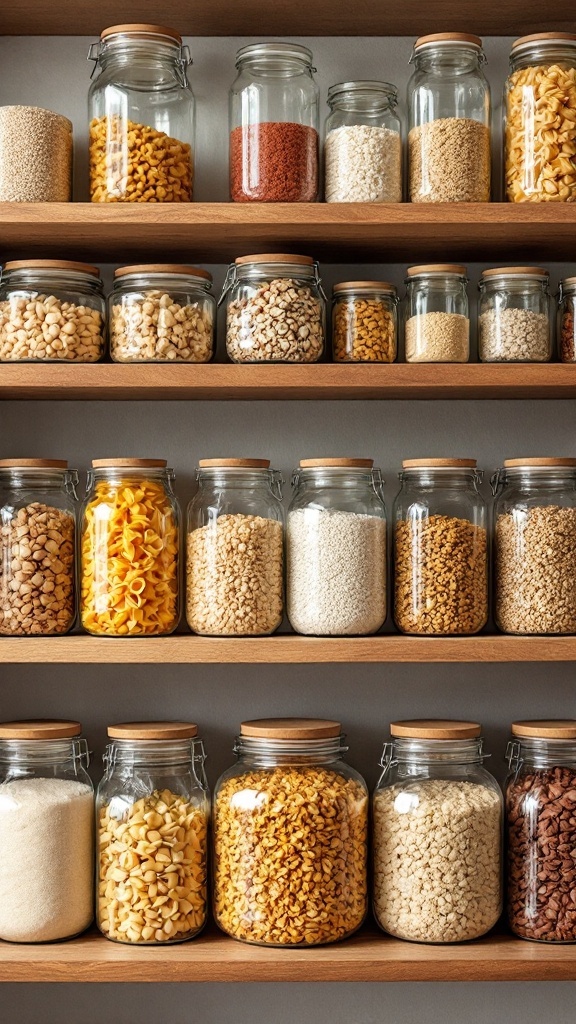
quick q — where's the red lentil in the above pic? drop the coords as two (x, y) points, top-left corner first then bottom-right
(230, 122), (318, 202)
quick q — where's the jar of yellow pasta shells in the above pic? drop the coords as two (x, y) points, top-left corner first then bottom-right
(80, 459), (180, 636)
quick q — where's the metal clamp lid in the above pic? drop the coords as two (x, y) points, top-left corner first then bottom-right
(291, 464), (384, 498)
(219, 259), (324, 305)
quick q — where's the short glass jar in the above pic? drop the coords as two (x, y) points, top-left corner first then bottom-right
(97, 721), (209, 945)
(404, 265), (469, 363)
(213, 718), (368, 946)
(332, 282), (398, 362)
(478, 267), (552, 362)
(373, 719), (503, 943)
(80, 458), (180, 637)
(287, 458), (387, 636)
(558, 277), (576, 362)
(0, 720), (94, 943)
(324, 81), (402, 203)
(186, 459), (284, 636)
(0, 260), (105, 362)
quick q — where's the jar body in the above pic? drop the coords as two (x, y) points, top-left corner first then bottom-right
(109, 271), (215, 362)
(0, 106), (72, 202)
(404, 271), (469, 362)
(332, 287), (398, 362)
(478, 273), (552, 362)
(324, 83), (402, 203)
(558, 282), (576, 361)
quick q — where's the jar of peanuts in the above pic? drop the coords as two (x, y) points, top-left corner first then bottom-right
(404, 265), (470, 363)
(97, 721), (208, 945)
(332, 282), (398, 362)
(558, 277), (576, 362)
(80, 459), (180, 637)
(213, 718), (368, 946)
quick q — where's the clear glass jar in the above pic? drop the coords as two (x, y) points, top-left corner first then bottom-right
(287, 458), (387, 636)
(404, 265), (470, 363)
(229, 42), (319, 203)
(186, 459), (284, 637)
(332, 282), (398, 362)
(493, 458), (576, 634)
(0, 105), (72, 202)
(223, 254), (325, 363)
(478, 267), (552, 362)
(213, 718), (368, 946)
(0, 719), (93, 943)
(97, 721), (208, 945)
(506, 720), (576, 943)
(88, 24), (194, 203)
(394, 458), (488, 635)
(0, 260), (105, 362)
(558, 277), (576, 362)
(324, 81), (402, 203)
(80, 458), (180, 636)
(373, 720), (503, 943)
(408, 33), (491, 203)
(505, 34), (576, 203)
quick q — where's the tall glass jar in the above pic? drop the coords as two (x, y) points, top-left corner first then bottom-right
(213, 718), (368, 946)
(394, 458), (488, 635)
(558, 277), (576, 362)
(404, 265), (469, 362)
(186, 459), (284, 637)
(505, 34), (576, 203)
(0, 459), (78, 636)
(97, 721), (208, 945)
(408, 33), (491, 203)
(324, 81), (402, 203)
(287, 458), (387, 636)
(506, 720), (576, 943)
(88, 24), (194, 203)
(373, 720), (502, 943)
(332, 282), (398, 362)
(0, 719), (93, 943)
(229, 42), (319, 202)
(478, 267), (552, 362)
(493, 458), (576, 634)
(80, 458), (180, 636)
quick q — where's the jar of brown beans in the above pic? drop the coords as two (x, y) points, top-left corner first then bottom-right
(332, 282), (398, 362)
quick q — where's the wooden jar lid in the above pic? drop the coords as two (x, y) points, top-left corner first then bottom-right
(199, 458), (270, 469)
(333, 281), (396, 294)
(503, 458), (576, 468)
(407, 264), (466, 277)
(512, 33), (576, 49)
(512, 720), (576, 739)
(4, 260), (100, 277)
(235, 254), (314, 266)
(300, 458), (373, 468)
(0, 720), (82, 739)
(0, 459), (68, 469)
(108, 722), (198, 739)
(391, 720), (481, 739)
(92, 459), (167, 468)
(402, 458), (476, 469)
(241, 718), (341, 739)
(481, 267), (548, 278)
(414, 33), (482, 49)
(115, 265), (211, 281)
(101, 24), (182, 43)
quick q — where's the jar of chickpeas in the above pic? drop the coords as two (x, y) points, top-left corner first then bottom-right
(332, 282), (398, 362)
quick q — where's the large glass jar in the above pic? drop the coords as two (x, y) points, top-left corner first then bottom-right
(88, 24), (194, 203)
(324, 81), (402, 203)
(373, 720), (503, 943)
(408, 33), (491, 203)
(80, 458), (180, 636)
(229, 42), (319, 203)
(394, 458), (488, 635)
(404, 265), (470, 363)
(505, 34), (576, 203)
(493, 458), (576, 634)
(186, 459), (284, 637)
(478, 267), (552, 362)
(213, 718), (368, 946)
(332, 282), (398, 362)
(97, 721), (208, 945)
(558, 277), (576, 362)
(287, 458), (387, 636)
(0, 719), (93, 943)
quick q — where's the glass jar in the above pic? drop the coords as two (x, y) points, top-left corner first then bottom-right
(404, 265), (469, 363)
(0, 105), (72, 202)
(97, 721), (208, 945)
(394, 458), (488, 635)
(186, 459), (284, 637)
(373, 720), (502, 943)
(408, 33), (491, 203)
(80, 458), (180, 636)
(478, 267), (552, 362)
(493, 458), (576, 634)
(287, 458), (387, 636)
(229, 42), (319, 203)
(505, 34), (576, 203)
(223, 254), (325, 363)
(324, 81), (402, 203)
(332, 282), (398, 362)
(213, 718), (368, 946)
(506, 720), (576, 943)
(0, 719), (93, 943)
(558, 277), (576, 362)
(88, 24), (194, 203)
(0, 260), (105, 362)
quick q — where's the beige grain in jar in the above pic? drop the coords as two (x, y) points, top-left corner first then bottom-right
(332, 282), (398, 362)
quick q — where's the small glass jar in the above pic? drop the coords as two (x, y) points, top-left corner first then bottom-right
(404, 265), (469, 363)
(186, 459), (284, 637)
(374, 720), (502, 943)
(0, 720), (93, 943)
(332, 282), (398, 362)
(558, 277), (576, 362)
(80, 458), (180, 637)
(394, 458), (488, 635)
(213, 718), (368, 946)
(0, 260), (105, 362)
(408, 33), (491, 203)
(506, 720), (576, 943)
(493, 458), (576, 635)
(478, 267), (552, 362)
(223, 254), (325, 363)
(97, 721), (208, 945)
(88, 24), (194, 203)
(505, 34), (576, 203)
(324, 81), (402, 203)
(229, 42), (319, 203)
(287, 458), (387, 636)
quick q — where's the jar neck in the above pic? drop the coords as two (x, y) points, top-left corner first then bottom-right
(399, 468), (482, 488)
(113, 273), (211, 294)
(88, 467), (174, 488)
(292, 467), (384, 492)
(236, 55), (314, 77)
(328, 87), (397, 114)
(104, 737), (206, 770)
(234, 735), (346, 768)
(0, 738), (90, 770)
(0, 468), (78, 493)
(406, 274), (467, 291)
(382, 737), (486, 770)
(510, 42), (576, 72)
(493, 468), (576, 493)
(507, 737), (576, 770)
(412, 44), (484, 73)
(2, 269), (103, 296)
(196, 468), (283, 500)
(236, 263), (317, 282)
(480, 278), (548, 296)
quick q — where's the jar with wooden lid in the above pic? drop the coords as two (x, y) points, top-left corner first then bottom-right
(213, 718), (368, 946)
(557, 277), (576, 362)
(332, 282), (398, 362)
(404, 265), (469, 362)
(324, 81), (402, 203)
(478, 268), (552, 362)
